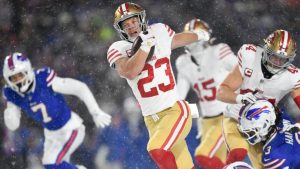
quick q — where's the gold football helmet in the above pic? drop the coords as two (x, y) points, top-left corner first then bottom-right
(183, 18), (212, 53)
(263, 29), (297, 74)
(183, 18), (212, 35)
(114, 2), (146, 41)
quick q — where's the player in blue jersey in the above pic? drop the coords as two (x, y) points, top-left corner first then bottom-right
(238, 99), (300, 169)
(2, 52), (112, 169)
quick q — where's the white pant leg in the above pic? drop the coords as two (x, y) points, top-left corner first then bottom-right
(42, 112), (85, 165)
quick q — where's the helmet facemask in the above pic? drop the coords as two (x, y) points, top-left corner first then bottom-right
(3, 53), (35, 93)
(238, 100), (276, 145)
(114, 3), (146, 42)
(262, 30), (297, 74)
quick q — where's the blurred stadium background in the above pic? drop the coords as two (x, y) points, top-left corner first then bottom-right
(0, 0), (299, 168)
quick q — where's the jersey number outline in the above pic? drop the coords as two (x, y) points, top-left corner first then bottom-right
(31, 103), (52, 123)
(137, 57), (175, 98)
(193, 78), (216, 102)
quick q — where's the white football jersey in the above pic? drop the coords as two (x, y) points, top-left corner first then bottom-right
(107, 23), (179, 116)
(176, 43), (237, 117)
(225, 44), (300, 120)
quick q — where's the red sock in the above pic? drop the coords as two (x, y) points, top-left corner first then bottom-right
(195, 155), (224, 169)
(149, 149), (177, 169)
(226, 148), (248, 165)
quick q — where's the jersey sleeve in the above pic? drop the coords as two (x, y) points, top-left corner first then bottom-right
(163, 24), (175, 39)
(217, 43), (237, 71)
(286, 65), (300, 90)
(236, 44), (257, 78)
(35, 67), (57, 86)
(151, 23), (176, 43)
(175, 54), (192, 99)
(107, 41), (131, 68)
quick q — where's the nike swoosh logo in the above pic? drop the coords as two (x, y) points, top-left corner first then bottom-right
(264, 158), (271, 162)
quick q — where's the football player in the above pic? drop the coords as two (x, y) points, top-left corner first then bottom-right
(239, 99), (300, 169)
(107, 2), (210, 169)
(216, 29), (300, 169)
(2, 53), (112, 169)
(175, 18), (237, 169)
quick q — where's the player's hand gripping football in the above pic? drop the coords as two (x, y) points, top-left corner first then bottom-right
(92, 110), (112, 128)
(236, 93), (257, 104)
(139, 30), (156, 53)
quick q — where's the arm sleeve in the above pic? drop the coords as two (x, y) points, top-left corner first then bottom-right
(51, 76), (103, 115)
(176, 72), (190, 100)
(4, 102), (21, 131)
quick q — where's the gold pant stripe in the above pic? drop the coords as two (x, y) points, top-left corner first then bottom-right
(161, 100), (190, 150)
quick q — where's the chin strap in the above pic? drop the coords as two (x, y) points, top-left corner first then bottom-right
(261, 60), (274, 79)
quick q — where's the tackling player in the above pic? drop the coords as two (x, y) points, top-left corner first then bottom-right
(175, 18), (237, 169)
(238, 99), (300, 169)
(2, 52), (111, 169)
(216, 29), (300, 169)
(107, 2), (210, 169)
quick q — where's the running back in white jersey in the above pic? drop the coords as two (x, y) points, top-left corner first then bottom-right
(176, 43), (237, 117)
(107, 23), (179, 116)
(225, 44), (300, 120)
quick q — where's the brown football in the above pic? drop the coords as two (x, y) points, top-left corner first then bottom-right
(130, 35), (155, 62)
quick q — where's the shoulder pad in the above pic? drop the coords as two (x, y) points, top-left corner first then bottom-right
(107, 40), (131, 68)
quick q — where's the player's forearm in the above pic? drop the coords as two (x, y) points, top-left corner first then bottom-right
(172, 32), (198, 49)
(216, 85), (238, 104)
(117, 49), (148, 79)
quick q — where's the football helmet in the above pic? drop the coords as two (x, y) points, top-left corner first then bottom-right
(114, 2), (146, 41)
(183, 18), (212, 53)
(3, 52), (35, 93)
(223, 161), (254, 169)
(238, 99), (276, 145)
(262, 29), (297, 74)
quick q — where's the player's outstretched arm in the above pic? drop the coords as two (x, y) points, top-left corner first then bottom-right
(171, 30), (210, 49)
(51, 76), (111, 128)
(4, 102), (21, 131)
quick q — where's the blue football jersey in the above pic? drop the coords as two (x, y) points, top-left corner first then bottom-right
(3, 67), (71, 130)
(262, 116), (300, 169)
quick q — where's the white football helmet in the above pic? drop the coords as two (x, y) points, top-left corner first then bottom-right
(238, 100), (276, 145)
(3, 52), (35, 93)
(223, 161), (253, 169)
(262, 29), (297, 74)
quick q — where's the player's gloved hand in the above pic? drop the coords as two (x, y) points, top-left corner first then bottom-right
(139, 31), (156, 53)
(236, 93), (257, 104)
(282, 123), (300, 133)
(195, 30), (210, 41)
(195, 118), (203, 139)
(92, 110), (112, 128)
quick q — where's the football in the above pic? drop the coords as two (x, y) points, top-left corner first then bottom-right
(130, 34), (155, 62)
